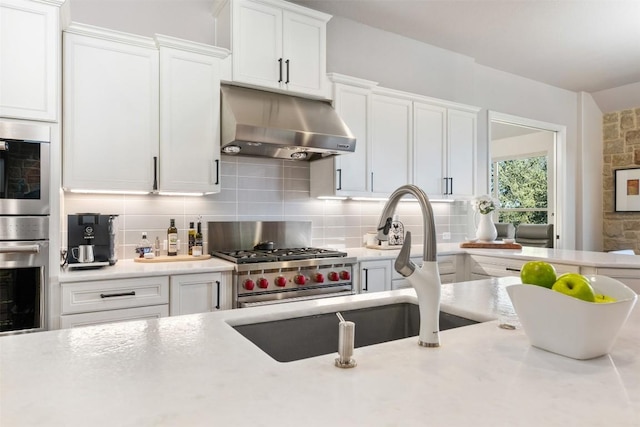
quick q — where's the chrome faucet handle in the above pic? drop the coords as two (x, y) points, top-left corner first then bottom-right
(394, 231), (416, 278)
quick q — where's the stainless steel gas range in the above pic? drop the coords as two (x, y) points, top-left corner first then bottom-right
(208, 221), (357, 308)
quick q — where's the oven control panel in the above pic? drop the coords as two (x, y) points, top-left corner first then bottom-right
(236, 265), (353, 295)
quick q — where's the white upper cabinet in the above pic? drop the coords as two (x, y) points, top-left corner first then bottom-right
(413, 101), (479, 198)
(63, 25), (159, 193)
(0, 0), (65, 121)
(157, 36), (227, 195)
(216, 0), (330, 98)
(413, 103), (446, 195)
(311, 76), (480, 200)
(370, 92), (412, 194)
(310, 74), (377, 198)
(446, 109), (477, 197)
(63, 24), (229, 194)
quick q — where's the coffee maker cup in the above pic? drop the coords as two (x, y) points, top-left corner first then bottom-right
(72, 245), (95, 263)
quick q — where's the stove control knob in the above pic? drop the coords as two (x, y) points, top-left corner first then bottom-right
(328, 271), (340, 282)
(275, 276), (287, 287)
(339, 270), (351, 280)
(243, 279), (255, 291)
(313, 273), (325, 283)
(257, 277), (269, 289)
(294, 274), (306, 285)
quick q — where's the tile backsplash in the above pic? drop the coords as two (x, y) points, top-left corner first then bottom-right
(62, 155), (471, 259)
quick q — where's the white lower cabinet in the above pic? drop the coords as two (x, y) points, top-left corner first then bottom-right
(391, 255), (460, 289)
(580, 267), (640, 294)
(60, 305), (169, 329)
(169, 272), (231, 316)
(59, 276), (170, 328)
(359, 260), (392, 293)
(467, 255), (578, 281)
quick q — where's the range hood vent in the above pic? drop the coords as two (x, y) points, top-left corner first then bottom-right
(220, 85), (356, 161)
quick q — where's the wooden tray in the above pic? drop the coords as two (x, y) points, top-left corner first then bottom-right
(366, 245), (402, 250)
(133, 254), (212, 263)
(459, 241), (522, 249)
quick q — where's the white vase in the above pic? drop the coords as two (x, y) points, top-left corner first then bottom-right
(476, 213), (497, 242)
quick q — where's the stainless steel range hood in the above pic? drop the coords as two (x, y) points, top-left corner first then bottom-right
(220, 85), (356, 161)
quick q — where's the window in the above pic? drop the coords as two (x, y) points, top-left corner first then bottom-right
(490, 155), (549, 226)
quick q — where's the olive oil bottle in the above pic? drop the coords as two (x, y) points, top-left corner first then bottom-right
(188, 222), (196, 255)
(167, 218), (178, 256)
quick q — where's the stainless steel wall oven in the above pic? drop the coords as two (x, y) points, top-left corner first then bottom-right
(0, 121), (50, 335)
(0, 121), (50, 215)
(0, 216), (49, 334)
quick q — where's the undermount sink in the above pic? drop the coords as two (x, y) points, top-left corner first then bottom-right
(232, 303), (479, 362)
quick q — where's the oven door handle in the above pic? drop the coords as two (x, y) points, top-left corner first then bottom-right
(0, 244), (40, 254)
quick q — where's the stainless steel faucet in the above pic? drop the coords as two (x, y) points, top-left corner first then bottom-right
(376, 185), (442, 347)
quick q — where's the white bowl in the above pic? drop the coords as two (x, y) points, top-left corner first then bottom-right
(506, 275), (637, 360)
(503, 238), (515, 244)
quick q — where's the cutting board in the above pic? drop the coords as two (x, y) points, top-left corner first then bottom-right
(366, 245), (402, 250)
(133, 254), (212, 263)
(459, 242), (522, 249)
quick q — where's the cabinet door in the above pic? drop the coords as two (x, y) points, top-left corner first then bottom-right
(170, 272), (229, 316)
(232, 0), (282, 90)
(159, 45), (222, 194)
(334, 84), (370, 193)
(63, 29), (159, 192)
(371, 94), (411, 194)
(447, 109), (476, 197)
(60, 305), (169, 329)
(413, 102), (447, 195)
(0, 0), (60, 121)
(360, 260), (391, 293)
(282, 10), (325, 96)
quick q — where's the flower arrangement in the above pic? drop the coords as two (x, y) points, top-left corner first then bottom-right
(472, 195), (500, 215)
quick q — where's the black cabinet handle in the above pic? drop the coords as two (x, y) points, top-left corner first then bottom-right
(153, 156), (158, 191)
(285, 59), (290, 84)
(505, 267), (521, 272)
(337, 168), (342, 190)
(215, 280), (221, 310)
(100, 291), (136, 298)
(363, 268), (369, 292)
(278, 58), (283, 83)
(215, 159), (220, 185)
(449, 177), (453, 195)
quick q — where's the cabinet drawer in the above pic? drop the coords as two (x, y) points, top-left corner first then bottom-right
(60, 305), (169, 329)
(590, 268), (640, 294)
(61, 276), (169, 314)
(469, 255), (578, 278)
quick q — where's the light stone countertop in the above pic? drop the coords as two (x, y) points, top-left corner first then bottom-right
(59, 257), (235, 283)
(2, 277), (639, 427)
(59, 243), (640, 283)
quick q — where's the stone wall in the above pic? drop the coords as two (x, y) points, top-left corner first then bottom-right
(603, 107), (640, 252)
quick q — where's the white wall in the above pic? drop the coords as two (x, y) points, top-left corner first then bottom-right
(591, 82), (640, 114)
(577, 92), (604, 251)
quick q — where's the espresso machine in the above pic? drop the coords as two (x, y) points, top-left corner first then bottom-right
(67, 214), (118, 268)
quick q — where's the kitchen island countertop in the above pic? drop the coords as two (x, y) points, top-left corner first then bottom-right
(2, 277), (638, 426)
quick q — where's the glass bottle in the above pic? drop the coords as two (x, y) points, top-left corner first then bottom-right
(136, 232), (152, 258)
(167, 219), (178, 256)
(193, 221), (203, 256)
(188, 222), (196, 255)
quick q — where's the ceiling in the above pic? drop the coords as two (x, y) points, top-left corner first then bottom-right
(292, 0), (640, 93)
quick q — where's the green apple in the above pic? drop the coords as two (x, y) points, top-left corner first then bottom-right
(551, 273), (596, 302)
(520, 261), (557, 288)
(594, 293), (617, 303)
